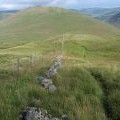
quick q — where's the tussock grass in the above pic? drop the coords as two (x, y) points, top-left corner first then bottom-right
(89, 68), (120, 120)
(0, 66), (108, 120)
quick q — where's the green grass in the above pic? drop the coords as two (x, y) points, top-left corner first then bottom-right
(89, 68), (120, 120)
(0, 65), (120, 120)
(0, 66), (107, 120)
(0, 7), (120, 120)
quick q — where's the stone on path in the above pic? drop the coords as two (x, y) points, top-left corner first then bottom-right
(37, 56), (62, 92)
(41, 78), (53, 89)
(21, 56), (68, 120)
(21, 107), (68, 120)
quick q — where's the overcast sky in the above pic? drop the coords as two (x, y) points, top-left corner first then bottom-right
(0, 0), (120, 11)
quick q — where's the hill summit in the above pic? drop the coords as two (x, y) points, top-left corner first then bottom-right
(0, 7), (120, 43)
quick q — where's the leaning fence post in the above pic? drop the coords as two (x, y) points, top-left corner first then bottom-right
(16, 58), (20, 79)
(61, 33), (64, 56)
(11, 59), (15, 80)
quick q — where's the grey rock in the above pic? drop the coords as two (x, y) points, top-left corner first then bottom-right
(46, 69), (57, 78)
(41, 78), (53, 89)
(41, 78), (53, 84)
(22, 107), (67, 120)
(45, 56), (61, 78)
(61, 115), (68, 120)
(22, 56), (68, 120)
(48, 84), (57, 93)
(24, 107), (39, 120)
(51, 118), (59, 120)
(37, 56), (61, 92)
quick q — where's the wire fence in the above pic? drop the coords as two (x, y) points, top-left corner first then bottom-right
(0, 53), (59, 80)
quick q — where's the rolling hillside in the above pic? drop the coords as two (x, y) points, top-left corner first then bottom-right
(0, 7), (120, 120)
(0, 7), (120, 59)
(0, 7), (120, 46)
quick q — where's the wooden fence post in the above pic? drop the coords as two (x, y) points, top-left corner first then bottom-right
(16, 58), (20, 79)
(30, 54), (35, 71)
(61, 33), (64, 56)
(41, 54), (44, 66)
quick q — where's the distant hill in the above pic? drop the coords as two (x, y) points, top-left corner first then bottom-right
(80, 8), (120, 28)
(80, 8), (112, 18)
(0, 10), (18, 21)
(80, 8), (120, 20)
(108, 12), (120, 28)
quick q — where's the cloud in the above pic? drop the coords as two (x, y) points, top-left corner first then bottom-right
(1, 0), (78, 9)
(0, 4), (15, 10)
(48, 0), (60, 5)
(49, 0), (78, 5)
(47, 0), (78, 8)
(66, 0), (78, 4)
(0, 0), (50, 10)
(0, 0), (120, 11)
(0, 4), (34, 10)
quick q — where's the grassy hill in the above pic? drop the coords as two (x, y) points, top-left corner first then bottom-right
(0, 7), (120, 120)
(0, 7), (120, 46)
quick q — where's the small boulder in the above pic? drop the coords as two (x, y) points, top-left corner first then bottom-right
(23, 107), (39, 120)
(41, 78), (53, 88)
(61, 115), (68, 120)
(48, 84), (57, 93)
